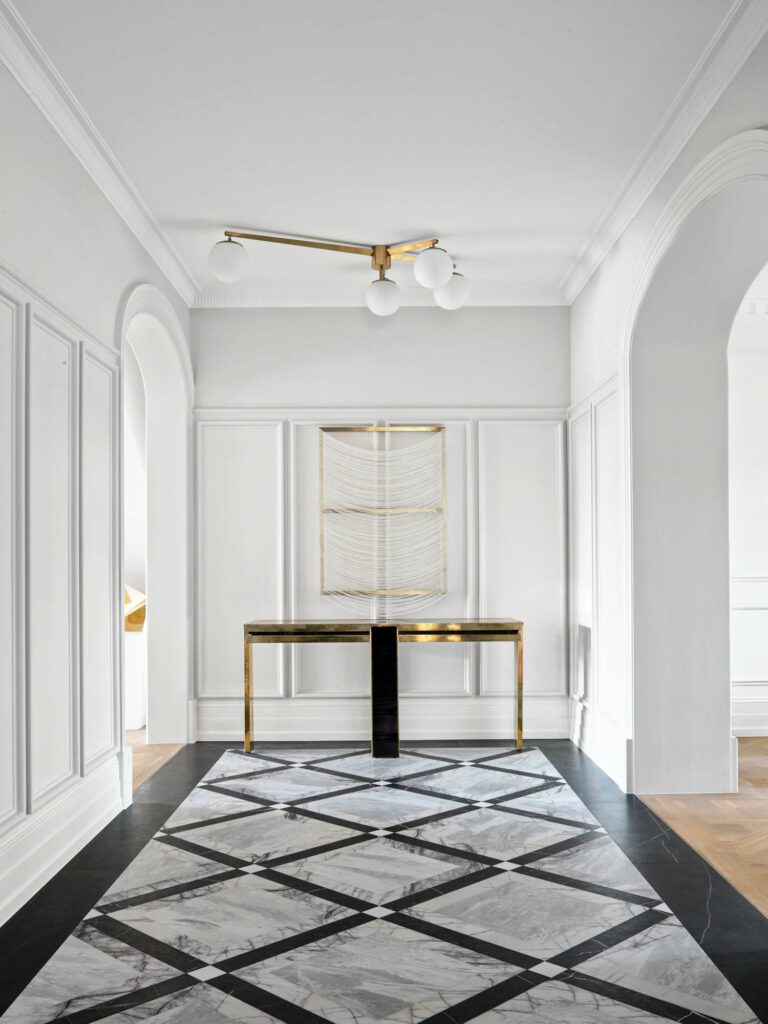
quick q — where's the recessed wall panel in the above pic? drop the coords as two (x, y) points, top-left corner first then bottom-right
(28, 318), (78, 803)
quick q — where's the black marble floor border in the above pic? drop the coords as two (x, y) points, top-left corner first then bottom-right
(1, 738), (768, 1022)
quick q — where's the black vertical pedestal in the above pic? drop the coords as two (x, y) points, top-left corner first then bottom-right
(370, 625), (399, 757)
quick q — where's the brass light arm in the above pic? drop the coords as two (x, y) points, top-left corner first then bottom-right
(222, 229), (439, 265)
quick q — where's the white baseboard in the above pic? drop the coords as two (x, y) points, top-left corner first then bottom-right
(0, 757), (122, 926)
(731, 692), (768, 736)
(569, 696), (631, 792)
(195, 696), (571, 742)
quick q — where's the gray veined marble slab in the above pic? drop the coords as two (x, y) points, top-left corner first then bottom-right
(178, 807), (360, 864)
(501, 784), (600, 825)
(577, 917), (760, 1024)
(402, 807), (588, 862)
(84, 982), (286, 1023)
(214, 766), (358, 803)
(1, 922), (180, 1024)
(478, 750), (563, 779)
(315, 752), (453, 780)
(405, 868), (645, 960)
(235, 918), (521, 1024)
(470, 979), (672, 1022)
(111, 871), (354, 964)
(531, 834), (658, 898)
(404, 746), (515, 763)
(201, 751), (281, 782)
(274, 836), (480, 904)
(98, 839), (226, 905)
(163, 786), (265, 828)
(399, 765), (546, 801)
(251, 747), (358, 763)
(299, 785), (460, 827)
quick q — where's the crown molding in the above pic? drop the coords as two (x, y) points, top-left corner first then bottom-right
(0, 0), (200, 306)
(560, 0), (768, 304)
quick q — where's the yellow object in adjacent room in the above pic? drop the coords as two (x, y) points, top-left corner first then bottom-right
(124, 585), (146, 632)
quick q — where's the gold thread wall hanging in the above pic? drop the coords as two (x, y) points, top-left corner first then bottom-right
(320, 425), (447, 615)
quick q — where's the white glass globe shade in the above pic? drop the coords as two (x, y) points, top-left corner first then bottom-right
(433, 272), (470, 310)
(365, 277), (401, 317)
(414, 246), (453, 289)
(208, 239), (248, 282)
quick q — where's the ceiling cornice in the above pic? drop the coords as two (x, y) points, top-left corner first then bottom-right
(559, 0), (768, 304)
(0, 0), (200, 306)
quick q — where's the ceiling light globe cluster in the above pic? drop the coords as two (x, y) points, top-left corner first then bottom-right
(207, 236), (469, 315)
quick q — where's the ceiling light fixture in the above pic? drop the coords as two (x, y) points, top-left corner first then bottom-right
(207, 229), (467, 314)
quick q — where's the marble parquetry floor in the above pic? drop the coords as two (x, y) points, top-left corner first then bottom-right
(2, 746), (760, 1024)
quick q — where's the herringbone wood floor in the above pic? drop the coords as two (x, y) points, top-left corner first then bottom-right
(643, 738), (768, 918)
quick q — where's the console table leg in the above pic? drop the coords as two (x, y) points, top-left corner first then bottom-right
(371, 625), (399, 758)
(516, 632), (524, 751)
(244, 634), (252, 753)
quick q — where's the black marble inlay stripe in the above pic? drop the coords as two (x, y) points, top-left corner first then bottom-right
(490, 801), (601, 831)
(418, 971), (544, 1024)
(215, 912), (371, 972)
(154, 831), (250, 868)
(385, 830), (500, 867)
(488, 779), (565, 804)
(209, 973), (336, 1024)
(389, 911), (540, 970)
(565, 969), (733, 1024)
(259, 831), (373, 869)
(162, 804), (274, 836)
(96, 867), (243, 914)
(275, 803), (378, 834)
(385, 865), (503, 912)
(388, 782), (479, 805)
(385, 804), (479, 833)
(550, 907), (669, 969)
(89, 913), (207, 972)
(513, 863), (661, 908)
(201, 780), (372, 809)
(257, 866), (374, 911)
(511, 827), (601, 866)
(52, 976), (198, 1024)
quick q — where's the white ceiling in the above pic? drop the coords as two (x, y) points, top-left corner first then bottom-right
(10, 0), (744, 307)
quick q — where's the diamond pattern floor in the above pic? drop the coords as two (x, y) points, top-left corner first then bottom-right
(1, 747), (759, 1024)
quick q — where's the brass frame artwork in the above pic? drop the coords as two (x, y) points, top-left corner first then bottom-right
(319, 425), (447, 601)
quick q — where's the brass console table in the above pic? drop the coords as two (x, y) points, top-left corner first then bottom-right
(243, 619), (523, 757)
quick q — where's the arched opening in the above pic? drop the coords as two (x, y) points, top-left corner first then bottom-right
(119, 286), (194, 745)
(627, 152), (768, 793)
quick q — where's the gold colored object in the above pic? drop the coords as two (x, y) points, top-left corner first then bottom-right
(124, 585), (146, 632)
(319, 424), (447, 599)
(223, 229), (440, 266)
(242, 619), (524, 754)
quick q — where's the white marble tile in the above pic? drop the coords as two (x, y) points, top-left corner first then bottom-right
(317, 752), (452, 781)
(275, 836), (479, 904)
(406, 869), (645, 960)
(95, 982), (285, 1023)
(471, 980), (673, 1022)
(164, 787), (263, 828)
(98, 840), (224, 905)
(406, 746), (516, 763)
(252, 748), (357, 763)
(201, 751), (281, 782)
(501, 784), (600, 825)
(179, 807), (358, 864)
(235, 918), (520, 1024)
(480, 750), (563, 779)
(578, 918), (760, 1024)
(400, 766), (545, 801)
(531, 835), (657, 897)
(300, 786), (460, 827)
(1, 923), (180, 1023)
(112, 871), (354, 964)
(402, 807), (586, 862)
(215, 766), (357, 803)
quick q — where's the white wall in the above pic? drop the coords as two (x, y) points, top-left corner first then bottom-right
(192, 307), (571, 741)
(123, 342), (147, 594)
(729, 310), (768, 736)
(567, 34), (768, 792)
(0, 61), (189, 924)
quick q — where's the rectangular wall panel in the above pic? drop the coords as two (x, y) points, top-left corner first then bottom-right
(197, 422), (283, 698)
(569, 410), (593, 704)
(0, 294), (21, 827)
(80, 349), (118, 767)
(479, 420), (566, 699)
(27, 317), (78, 805)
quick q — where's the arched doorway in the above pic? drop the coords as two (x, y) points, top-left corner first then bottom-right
(622, 131), (768, 794)
(118, 285), (194, 744)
